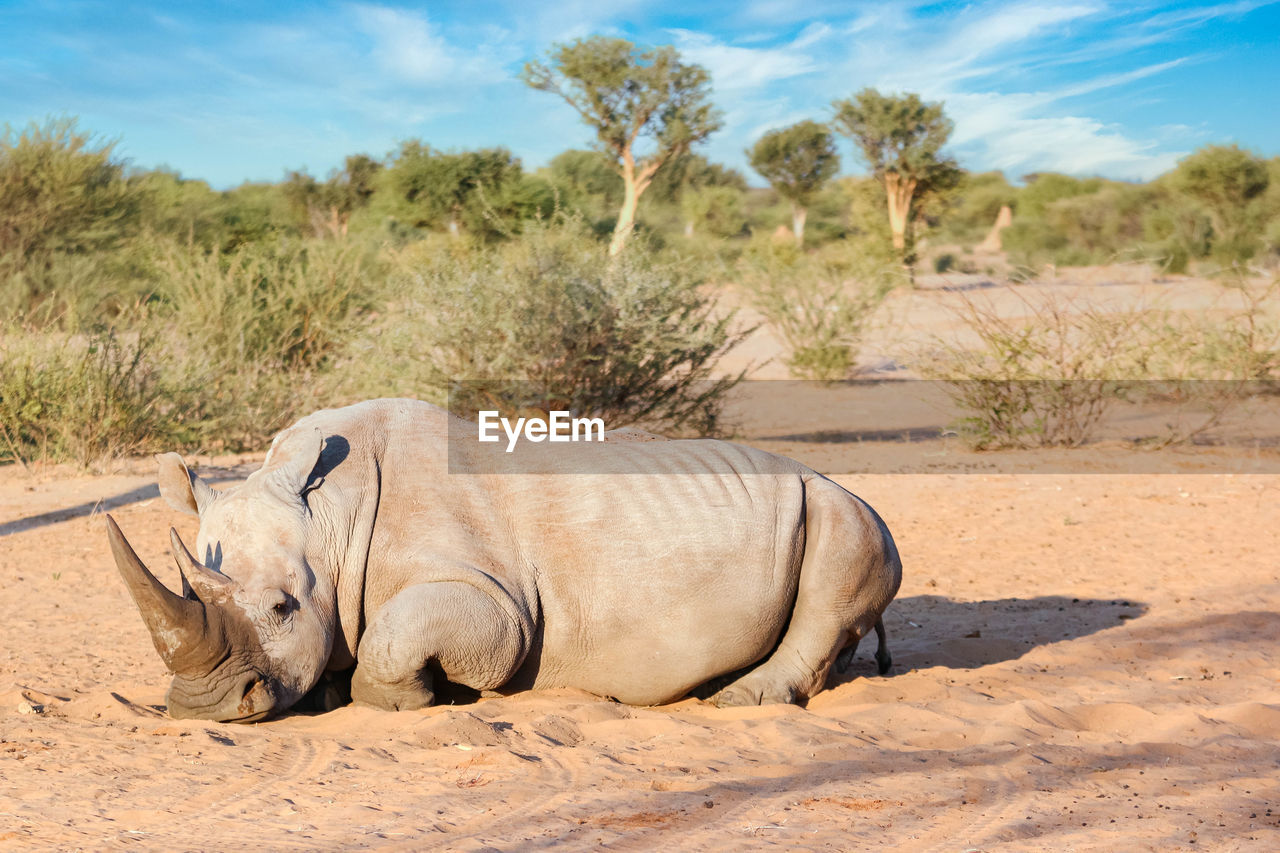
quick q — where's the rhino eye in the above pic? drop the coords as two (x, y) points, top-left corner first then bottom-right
(270, 593), (295, 619)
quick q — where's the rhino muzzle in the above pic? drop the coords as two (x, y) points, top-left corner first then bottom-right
(106, 515), (275, 722)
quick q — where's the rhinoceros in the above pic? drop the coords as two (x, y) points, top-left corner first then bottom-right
(106, 399), (901, 722)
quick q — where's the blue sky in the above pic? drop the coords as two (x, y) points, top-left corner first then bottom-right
(2, 0), (1277, 188)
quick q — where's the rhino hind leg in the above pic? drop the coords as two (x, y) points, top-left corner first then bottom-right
(351, 580), (529, 712)
(713, 481), (900, 708)
(712, 614), (858, 707)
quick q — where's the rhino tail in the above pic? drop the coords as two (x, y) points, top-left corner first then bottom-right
(874, 617), (892, 675)
(833, 616), (892, 675)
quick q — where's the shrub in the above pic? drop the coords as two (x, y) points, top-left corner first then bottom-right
(1133, 276), (1280, 381)
(384, 216), (744, 434)
(918, 291), (1144, 447)
(0, 118), (138, 260)
(0, 325), (174, 468)
(1172, 144), (1270, 266)
(1263, 216), (1280, 268)
(152, 237), (377, 370)
(1015, 173), (1104, 219)
(1141, 194), (1212, 274)
(680, 185), (747, 239)
(918, 280), (1280, 448)
(143, 236), (382, 449)
(1002, 184), (1161, 269)
(740, 237), (897, 381)
(935, 171), (1016, 245)
(0, 117), (146, 324)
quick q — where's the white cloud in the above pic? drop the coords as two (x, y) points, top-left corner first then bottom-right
(351, 5), (455, 84)
(856, 2), (1106, 93)
(946, 92), (1179, 179)
(1140, 0), (1278, 28)
(1054, 58), (1189, 99)
(931, 2), (1103, 75)
(348, 4), (510, 86)
(669, 28), (820, 93)
(808, 1), (1211, 180)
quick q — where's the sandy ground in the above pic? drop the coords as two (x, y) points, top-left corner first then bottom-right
(2, 271), (1279, 850)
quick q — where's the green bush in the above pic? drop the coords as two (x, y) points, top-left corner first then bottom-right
(1141, 193), (1212, 274)
(384, 216), (744, 434)
(0, 326), (174, 467)
(680, 185), (747, 239)
(1002, 184), (1161, 269)
(741, 237), (897, 381)
(934, 171), (1016, 245)
(0, 118), (139, 259)
(1263, 216), (1280, 267)
(143, 237), (382, 448)
(1015, 173), (1104, 219)
(0, 117), (146, 324)
(1172, 144), (1269, 266)
(152, 237), (377, 370)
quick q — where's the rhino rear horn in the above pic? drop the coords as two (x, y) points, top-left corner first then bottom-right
(106, 515), (218, 672)
(169, 527), (235, 602)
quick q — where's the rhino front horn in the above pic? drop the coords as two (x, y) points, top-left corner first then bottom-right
(106, 514), (217, 672)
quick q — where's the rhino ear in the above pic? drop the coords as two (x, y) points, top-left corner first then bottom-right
(157, 453), (217, 517)
(263, 427), (325, 498)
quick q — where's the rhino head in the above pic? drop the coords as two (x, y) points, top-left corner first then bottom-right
(107, 429), (336, 722)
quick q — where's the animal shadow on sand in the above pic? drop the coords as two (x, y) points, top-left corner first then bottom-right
(831, 594), (1148, 686)
(0, 441), (348, 538)
(0, 465), (260, 537)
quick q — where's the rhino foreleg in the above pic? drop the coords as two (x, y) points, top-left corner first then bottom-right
(351, 580), (529, 711)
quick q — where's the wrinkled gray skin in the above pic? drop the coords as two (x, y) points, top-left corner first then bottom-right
(107, 399), (901, 722)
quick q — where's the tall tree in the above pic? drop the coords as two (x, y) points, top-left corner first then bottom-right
(386, 142), (526, 237)
(747, 120), (839, 246)
(832, 88), (959, 263)
(523, 36), (722, 255)
(0, 117), (137, 260)
(283, 154), (382, 238)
